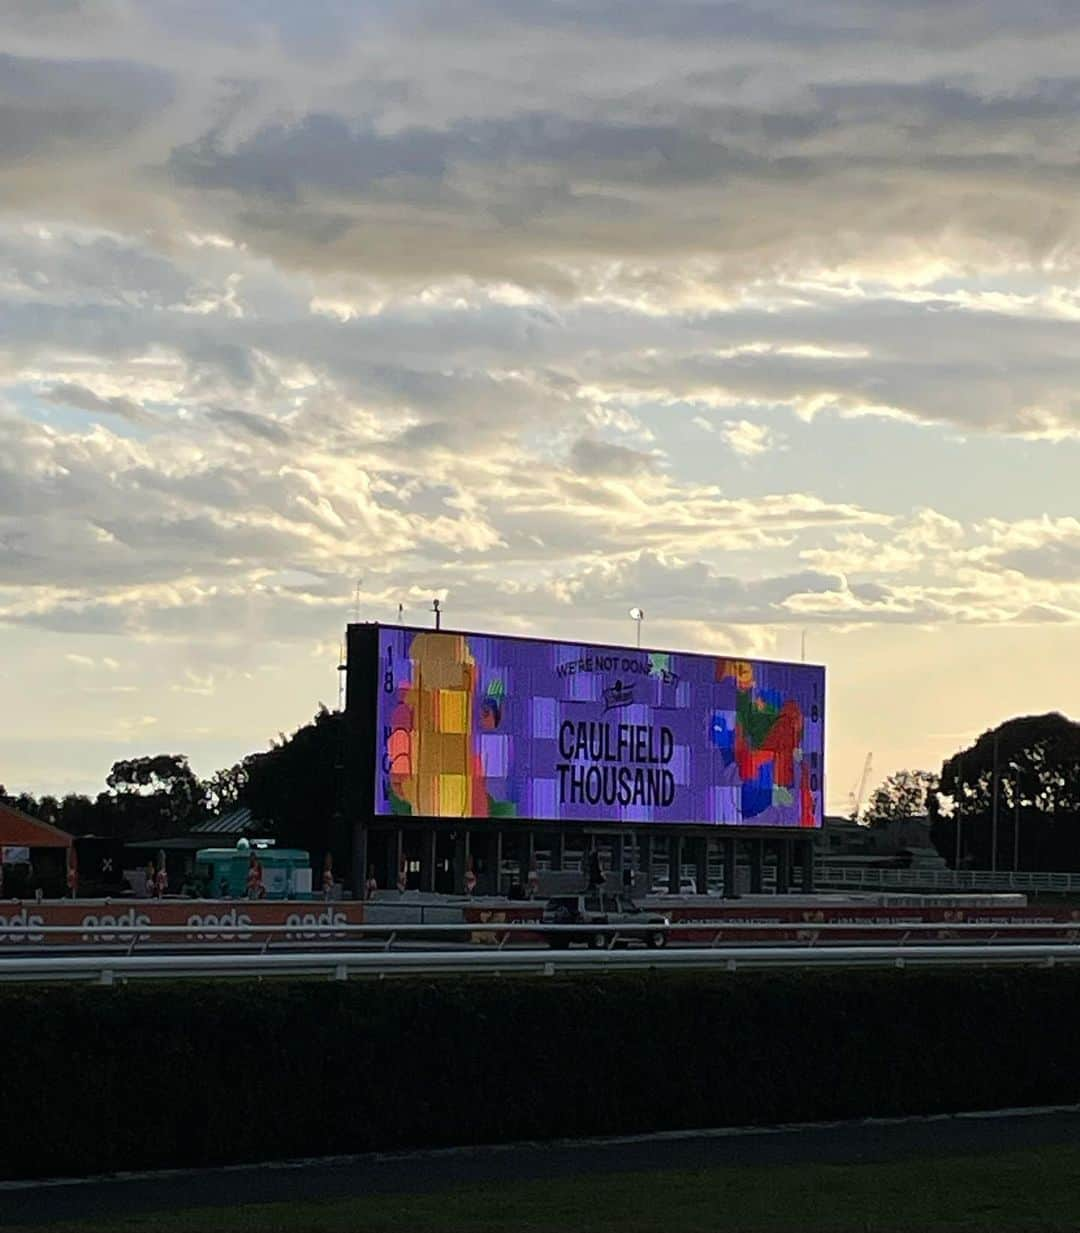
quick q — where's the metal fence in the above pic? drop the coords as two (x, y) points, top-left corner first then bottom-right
(2, 940), (1080, 984)
(818, 866), (1080, 893)
(7, 919), (1080, 950)
(2, 919), (1080, 977)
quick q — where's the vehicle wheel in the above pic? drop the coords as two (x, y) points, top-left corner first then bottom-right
(648, 931), (667, 949)
(591, 932), (608, 949)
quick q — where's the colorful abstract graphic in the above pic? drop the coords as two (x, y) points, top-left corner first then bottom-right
(375, 628), (824, 827)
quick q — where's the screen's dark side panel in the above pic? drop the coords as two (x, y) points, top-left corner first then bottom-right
(344, 623), (378, 822)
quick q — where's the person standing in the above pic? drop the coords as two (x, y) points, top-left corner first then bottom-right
(246, 852), (265, 900)
(587, 847), (604, 891)
(364, 865), (378, 900)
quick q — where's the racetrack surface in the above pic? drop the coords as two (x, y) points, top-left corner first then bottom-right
(3, 1106), (1079, 1227)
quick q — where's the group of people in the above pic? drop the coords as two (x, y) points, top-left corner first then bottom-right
(144, 859), (168, 898)
(378, 860), (542, 898)
(153, 852), (269, 900)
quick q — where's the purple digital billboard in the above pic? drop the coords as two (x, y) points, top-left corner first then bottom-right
(375, 626), (824, 828)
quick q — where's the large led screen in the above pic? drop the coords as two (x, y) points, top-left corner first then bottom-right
(375, 627), (824, 827)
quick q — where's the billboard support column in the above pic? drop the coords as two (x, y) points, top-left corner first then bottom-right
(750, 839), (764, 894)
(611, 834), (624, 876)
(722, 837), (738, 899)
(391, 829), (403, 892)
(694, 837), (708, 894)
(494, 831), (503, 896)
(421, 829), (436, 893)
(640, 835), (653, 889)
(453, 832), (467, 895)
(521, 832), (535, 885)
(351, 823), (368, 899)
(550, 832), (564, 872)
(777, 839), (791, 895)
(668, 836), (683, 894)
(801, 838), (815, 893)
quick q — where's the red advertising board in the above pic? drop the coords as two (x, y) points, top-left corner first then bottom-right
(462, 900), (1080, 945)
(2, 898), (1078, 947)
(0, 899), (369, 946)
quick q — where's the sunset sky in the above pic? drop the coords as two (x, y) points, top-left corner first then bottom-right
(3, 2), (1079, 811)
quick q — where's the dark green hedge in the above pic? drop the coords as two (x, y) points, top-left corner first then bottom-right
(3, 967), (1080, 1179)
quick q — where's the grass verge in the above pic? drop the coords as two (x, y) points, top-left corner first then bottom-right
(12, 1142), (1080, 1233)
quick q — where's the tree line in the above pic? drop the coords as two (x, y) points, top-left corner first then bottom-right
(858, 712), (1080, 871)
(1, 706), (346, 859)
(7, 707), (1080, 872)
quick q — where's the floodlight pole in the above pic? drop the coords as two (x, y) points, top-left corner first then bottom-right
(629, 607), (644, 649)
(991, 732), (1000, 874)
(954, 753), (963, 871)
(1013, 766), (1021, 872)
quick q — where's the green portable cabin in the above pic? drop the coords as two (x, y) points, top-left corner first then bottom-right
(194, 838), (313, 900)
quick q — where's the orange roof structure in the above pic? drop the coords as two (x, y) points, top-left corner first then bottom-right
(0, 802), (73, 848)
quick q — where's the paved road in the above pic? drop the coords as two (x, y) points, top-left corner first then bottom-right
(3, 1106), (1079, 1227)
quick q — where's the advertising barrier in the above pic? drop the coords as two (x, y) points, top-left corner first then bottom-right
(461, 900), (1080, 945)
(0, 899), (368, 946)
(4, 897), (1078, 948)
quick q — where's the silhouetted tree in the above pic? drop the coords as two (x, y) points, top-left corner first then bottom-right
(203, 764), (249, 813)
(56, 794), (104, 837)
(104, 754), (206, 839)
(932, 713), (1080, 871)
(0, 788), (44, 818)
(239, 706), (347, 876)
(863, 770), (938, 828)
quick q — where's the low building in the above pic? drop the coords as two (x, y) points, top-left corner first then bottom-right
(0, 803), (73, 898)
(124, 807), (263, 894)
(816, 814), (947, 871)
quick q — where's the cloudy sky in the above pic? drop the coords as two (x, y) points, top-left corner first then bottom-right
(3, 1), (1080, 811)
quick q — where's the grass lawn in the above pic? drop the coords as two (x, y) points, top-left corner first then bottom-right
(13, 1142), (1080, 1233)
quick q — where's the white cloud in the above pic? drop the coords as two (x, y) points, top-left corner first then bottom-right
(719, 420), (780, 458)
(2, 2), (1080, 794)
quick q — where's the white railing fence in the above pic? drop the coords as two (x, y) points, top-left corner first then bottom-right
(817, 866), (1080, 893)
(2, 941), (1080, 985)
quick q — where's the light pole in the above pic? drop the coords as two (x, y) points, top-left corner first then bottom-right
(990, 731), (1000, 874)
(1012, 764), (1021, 873)
(432, 598), (441, 630)
(954, 752), (963, 872)
(629, 607), (644, 649)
